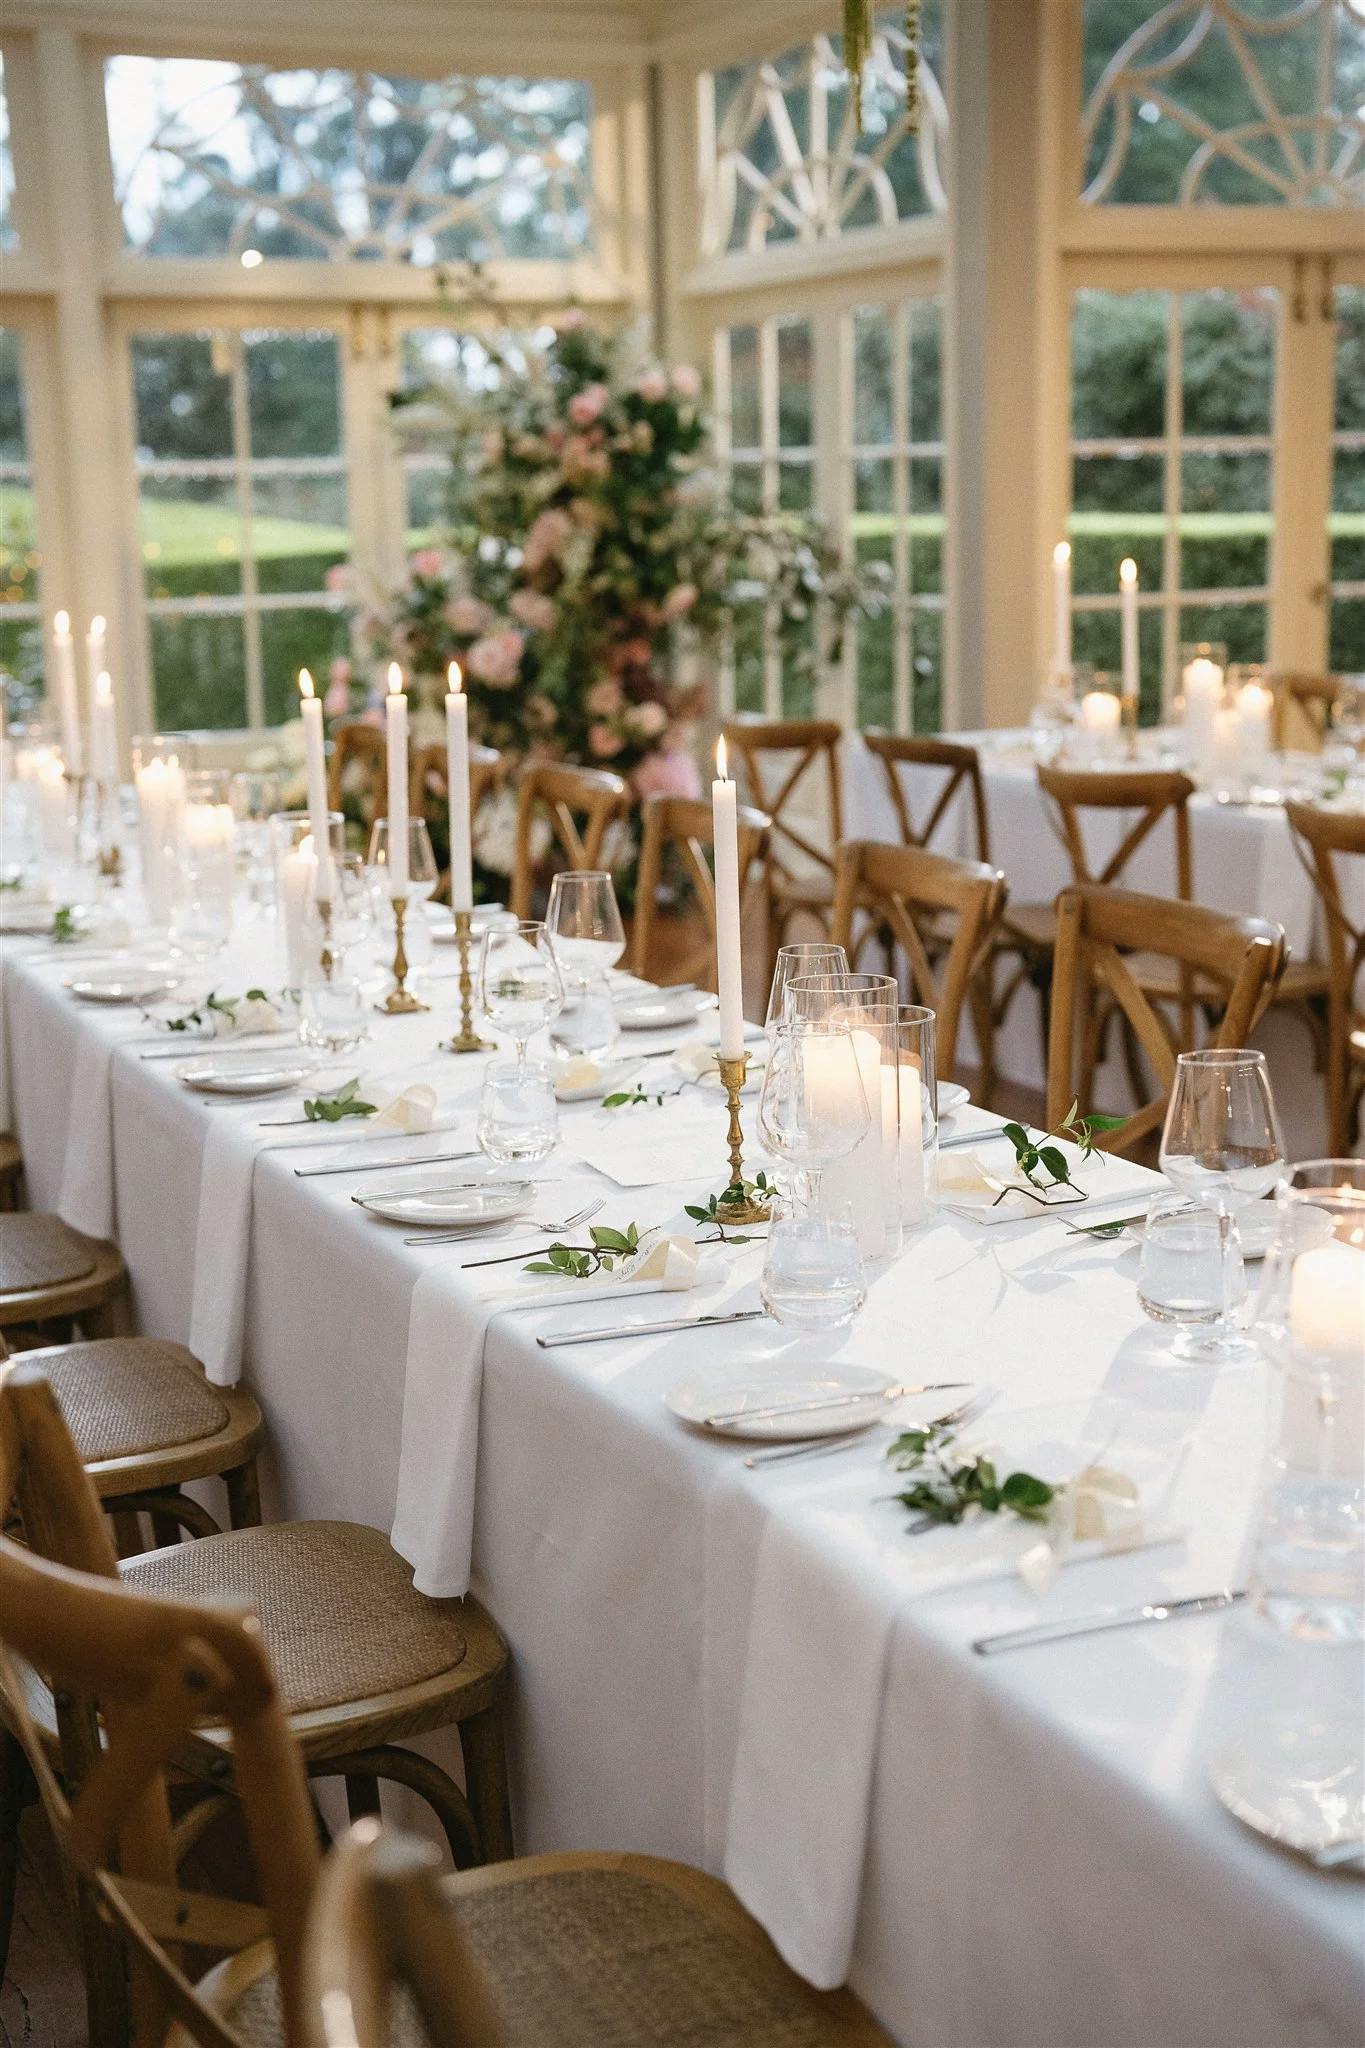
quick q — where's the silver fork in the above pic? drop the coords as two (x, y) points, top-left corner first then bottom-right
(402, 1197), (605, 1247)
(745, 1387), (997, 1471)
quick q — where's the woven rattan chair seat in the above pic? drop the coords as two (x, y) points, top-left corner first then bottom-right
(999, 900), (1056, 952)
(122, 1521), (473, 1716)
(23, 1337), (230, 1462)
(215, 1866), (857, 2047)
(0, 1214), (98, 1294)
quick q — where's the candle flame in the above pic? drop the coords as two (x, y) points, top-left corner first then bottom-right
(716, 733), (729, 781)
(95, 671), (112, 705)
(447, 660), (463, 695)
(89, 613), (107, 636)
(1119, 557), (1137, 587)
(53, 609), (70, 635)
(1053, 542), (1071, 568)
(387, 662), (405, 697)
(298, 667), (315, 700)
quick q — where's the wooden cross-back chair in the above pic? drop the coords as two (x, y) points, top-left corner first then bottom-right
(720, 717), (844, 969)
(1285, 799), (1365, 1154)
(324, 721), (386, 823)
(829, 841), (1008, 1083)
(631, 794), (771, 987)
(1271, 672), (1342, 752)
(0, 1364), (320, 2048)
(862, 733), (992, 862)
(410, 741), (504, 904)
(509, 762), (630, 919)
(1046, 884), (1287, 1160)
(302, 1813), (894, 2048)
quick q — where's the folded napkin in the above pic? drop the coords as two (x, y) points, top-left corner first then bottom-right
(937, 1146), (1153, 1226)
(392, 1235), (712, 1597)
(368, 1082), (437, 1133)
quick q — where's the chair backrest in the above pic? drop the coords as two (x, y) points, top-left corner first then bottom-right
(509, 762), (630, 918)
(1046, 884), (1287, 1157)
(303, 1819), (504, 2048)
(411, 742), (504, 902)
(326, 721), (387, 822)
(828, 841), (1008, 1081)
(720, 717), (844, 883)
(1272, 672), (1340, 751)
(631, 794), (771, 985)
(1037, 764), (1196, 900)
(0, 1364), (319, 2048)
(1285, 799), (1365, 1004)
(862, 734), (991, 865)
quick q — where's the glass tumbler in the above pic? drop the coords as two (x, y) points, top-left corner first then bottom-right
(1137, 1192), (1247, 1361)
(476, 1060), (560, 1167)
(760, 1201), (867, 1333)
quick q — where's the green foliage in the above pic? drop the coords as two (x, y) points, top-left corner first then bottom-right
(151, 987), (273, 1034)
(999, 1101), (1128, 1196)
(684, 1173), (774, 1243)
(602, 1087), (665, 1109)
(887, 1420), (1054, 1528)
(524, 1219), (641, 1278)
(303, 1076), (377, 1122)
(49, 906), (78, 944)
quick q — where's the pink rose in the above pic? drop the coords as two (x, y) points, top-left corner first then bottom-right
(523, 508), (575, 574)
(563, 439), (610, 482)
(637, 369), (668, 403)
(329, 656), (353, 687)
(525, 694), (559, 730)
(662, 583), (698, 620)
(626, 699), (668, 738)
(671, 364), (702, 401)
(509, 589), (558, 632)
(632, 747), (702, 800)
(568, 382), (609, 426)
(445, 595), (495, 635)
(323, 678), (350, 716)
(465, 629), (526, 688)
(588, 723), (624, 759)
(558, 308), (587, 332)
(586, 678), (624, 717)
(621, 637), (653, 669)
(408, 549), (445, 580)
(324, 562), (352, 594)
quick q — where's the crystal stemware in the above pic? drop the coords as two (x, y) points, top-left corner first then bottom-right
(1159, 1048), (1285, 1361)
(764, 942), (849, 1034)
(546, 870), (625, 1059)
(479, 919), (565, 1073)
(757, 1020), (871, 1214)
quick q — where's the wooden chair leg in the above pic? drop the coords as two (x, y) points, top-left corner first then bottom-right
(223, 1457), (262, 1531)
(0, 1729), (34, 1980)
(316, 1748), (481, 1870)
(460, 1702), (515, 1866)
(81, 1293), (127, 1340)
(345, 1771), (383, 1824)
(77, 1869), (131, 2048)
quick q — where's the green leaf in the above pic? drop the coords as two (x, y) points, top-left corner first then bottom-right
(1081, 1112), (1127, 1133)
(683, 1204), (709, 1223)
(591, 1225), (633, 1253)
(602, 1092), (632, 1108)
(50, 907), (78, 944)
(1038, 1146), (1071, 1185)
(1000, 1122), (1029, 1148)
(1000, 1471), (1054, 1511)
(523, 1260), (560, 1274)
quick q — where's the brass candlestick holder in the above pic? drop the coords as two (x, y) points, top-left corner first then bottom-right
(314, 895), (335, 983)
(377, 892), (428, 1014)
(445, 908), (491, 1053)
(717, 1050), (772, 1224)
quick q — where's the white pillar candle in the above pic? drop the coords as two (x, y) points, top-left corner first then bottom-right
(89, 672), (119, 788)
(135, 752), (186, 924)
(1235, 681), (1273, 777)
(1209, 706), (1242, 791)
(445, 661), (473, 914)
(385, 664), (410, 896)
(1119, 557), (1139, 705)
(1077, 689), (1121, 764)
(85, 615), (108, 706)
(711, 735), (745, 1061)
(808, 1025), (887, 1259)
(1052, 542), (1072, 673)
(279, 837), (318, 988)
(297, 668), (334, 899)
(1289, 1242), (1365, 1362)
(184, 799), (236, 918)
(893, 1062), (926, 1225)
(35, 750), (74, 859)
(49, 611), (83, 776)
(1181, 655), (1224, 771)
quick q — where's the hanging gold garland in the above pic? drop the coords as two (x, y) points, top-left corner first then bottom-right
(843, 1), (920, 134)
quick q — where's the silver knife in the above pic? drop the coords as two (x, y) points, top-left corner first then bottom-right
(535, 1308), (769, 1348)
(972, 1587), (1246, 1656)
(140, 1035), (292, 1061)
(295, 1149), (479, 1179)
(704, 1379), (971, 1428)
(938, 1124), (1010, 1150)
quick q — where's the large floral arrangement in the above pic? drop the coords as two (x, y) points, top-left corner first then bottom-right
(350, 319), (884, 801)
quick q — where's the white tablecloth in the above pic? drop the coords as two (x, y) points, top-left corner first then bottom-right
(2, 912), (1361, 2047)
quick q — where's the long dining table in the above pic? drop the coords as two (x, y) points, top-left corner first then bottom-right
(2, 902), (1362, 2048)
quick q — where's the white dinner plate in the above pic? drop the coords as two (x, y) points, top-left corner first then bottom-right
(176, 1050), (320, 1096)
(615, 989), (714, 1031)
(67, 966), (179, 1005)
(937, 1081), (970, 1119)
(666, 1362), (895, 1441)
(0, 902), (58, 934)
(353, 1179), (533, 1229)
(1212, 1716), (1364, 1862)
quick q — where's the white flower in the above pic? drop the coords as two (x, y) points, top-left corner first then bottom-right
(474, 786), (551, 877)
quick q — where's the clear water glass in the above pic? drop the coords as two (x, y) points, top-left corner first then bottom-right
(757, 1021), (871, 1212)
(479, 920), (565, 1069)
(366, 816), (439, 902)
(300, 976), (369, 1054)
(546, 870), (626, 983)
(476, 1060), (559, 1167)
(764, 942), (849, 1034)
(1159, 1048), (1284, 1360)
(760, 1202), (867, 1332)
(1138, 1193), (1247, 1362)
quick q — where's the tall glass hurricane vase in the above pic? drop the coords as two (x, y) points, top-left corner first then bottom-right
(784, 971), (902, 1261)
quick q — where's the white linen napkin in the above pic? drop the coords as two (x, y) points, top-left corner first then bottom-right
(56, 1029), (119, 1239)
(566, 1096), (753, 1190)
(392, 1237), (715, 1597)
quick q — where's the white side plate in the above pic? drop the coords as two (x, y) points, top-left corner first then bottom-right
(68, 968), (178, 1005)
(354, 1179), (533, 1228)
(615, 989), (713, 1031)
(666, 1362), (894, 1441)
(176, 1050), (320, 1096)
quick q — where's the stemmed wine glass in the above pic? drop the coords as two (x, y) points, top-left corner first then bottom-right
(757, 1019), (871, 1214)
(478, 919), (565, 1073)
(546, 870), (625, 1059)
(1159, 1048), (1285, 1361)
(764, 942), (849, 1035)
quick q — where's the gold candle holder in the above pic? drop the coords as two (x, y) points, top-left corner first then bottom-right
(445, 908), (492, 1053)
(314, 895), (335, 984)
(377, 892), (428, 1014)
(717, 1051), (772, 1223)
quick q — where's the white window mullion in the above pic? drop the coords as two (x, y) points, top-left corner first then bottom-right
(226, 333), (264, 730)
(1161, 293), (1183, 710)
(891, 299), (912, 733)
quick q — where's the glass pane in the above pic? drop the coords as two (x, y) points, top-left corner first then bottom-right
(728, 326), (760, 450)
(150, 613), (248, 729)
(1181, 290), (1275, 438)
(405, 458), (448, 542)
(132, 333), (232, 458)
(781, 613), (817, 719)
(139, 478), (243, 601)
(0, 330), (38, 626)
(730, 461), (762, 515)
(1070, 519), (1162, 600)
(1334, 286), (1365, 434)
(106, 58), (594, 262)
(1072, 451), (1163, 515)
(252, 473), (348, 595)
(1181, 453), (1270, 590)
(775, 320), (813, 448)
(0, 615), (44, 692)
(1071, 609), (1162, 724)
(1071, 291), (1167, 440)
(854, 457), (894, 516)
(730, 605), (765, 715)
(910, 455), (942, 517)
(910, 605), (943, 732)
(0, 56), (15, 252)
(777, 461), (813, 513)
(1329, 599), (1365, 674)
(260, 608), (349, 726)
(908, 300), (942, 445)
(1178, 602), (1266, 666)
(401, 328), (535, 393)
(246, 332), (341, 458)
(852, 306), (894, 447)
(910, 530), (942, 597)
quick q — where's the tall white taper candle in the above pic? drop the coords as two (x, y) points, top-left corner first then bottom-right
(50, 611), (83, 775)
(445, 661), (473, 913)
(1119, 557), (1139, 705)
(1052, 542), (1072, 674)
(297, 668), (333, 898)
(385, 663), (410, 896)
(89, 672), (119, 787)
(711, 735), (745, 1060)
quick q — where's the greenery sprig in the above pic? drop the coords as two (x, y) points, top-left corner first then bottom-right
(304, 1076), (377, 1123)
(998, 1099), (1128, 1199)
(888, 1420), (1054, 1528)
(602, 1086), (665, 1110)
(525, 1221), (642, 1279)
(50, 906), (79, 944)
(684, 1172), (775, 1245)
(151, 988), (272, 1034)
